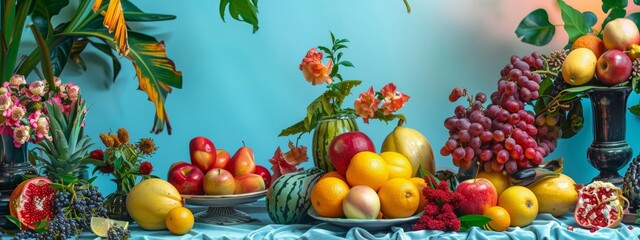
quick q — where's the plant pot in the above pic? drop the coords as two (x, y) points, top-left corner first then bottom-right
(103, 179), (132, 222)
(586, 87), (633, 188)
(0, 134), (36, 228)
(311, 114), (359, 172)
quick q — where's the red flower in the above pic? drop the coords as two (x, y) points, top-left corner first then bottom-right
(89, 149), (104, 161)
(139, 161), (153, 175)
(99, 163), (114, 174)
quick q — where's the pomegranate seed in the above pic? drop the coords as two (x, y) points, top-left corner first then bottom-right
(567, 226), (574, 231)
(628, 225), (634, 230)
(590, 227), (599, 233)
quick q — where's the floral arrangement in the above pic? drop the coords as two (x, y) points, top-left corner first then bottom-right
(279, 32), (411, 137)
(88, 128), (158, 193)
(0, 74), (81, 147)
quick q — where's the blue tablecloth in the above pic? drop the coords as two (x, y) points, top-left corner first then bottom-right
(6, 199), (640, 239)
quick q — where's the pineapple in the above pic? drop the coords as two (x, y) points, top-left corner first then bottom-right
(34, 99), (93, 181)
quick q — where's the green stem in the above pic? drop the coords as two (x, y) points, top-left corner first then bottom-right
(403, 0), (411, 13)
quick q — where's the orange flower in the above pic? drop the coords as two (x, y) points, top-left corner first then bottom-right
(299, 48), (334, 85)
(283, 141), (309, 166)
(269, 147), (300, 180)
(381, 86), (410, 115)
(354, 86), (381, 123)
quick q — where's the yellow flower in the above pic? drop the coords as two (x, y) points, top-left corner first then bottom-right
(139, 138), (156, 155)
(100, 133), (114, 147)
(117, 128), (130, 144)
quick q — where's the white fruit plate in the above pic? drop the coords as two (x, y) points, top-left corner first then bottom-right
(307, 208), (423, 231)
(182, 190), (267, 225)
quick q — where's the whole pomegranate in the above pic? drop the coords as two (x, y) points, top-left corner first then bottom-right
(574, 181), (628, 229)
(9, 177), (56, 230)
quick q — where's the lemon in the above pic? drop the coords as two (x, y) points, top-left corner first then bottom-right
(90, 217), (129, 238)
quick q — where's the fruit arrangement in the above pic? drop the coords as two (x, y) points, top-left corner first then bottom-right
(168, 136), (271, 196)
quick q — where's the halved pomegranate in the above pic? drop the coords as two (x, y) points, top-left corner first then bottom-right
(574, 181), (628, 229)
(9, 177), (56, 230)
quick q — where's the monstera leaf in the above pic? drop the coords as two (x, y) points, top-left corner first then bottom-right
(220, 0), (259, 32)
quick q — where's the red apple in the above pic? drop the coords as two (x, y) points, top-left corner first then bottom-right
(254, 165), (273, 188)
(168, 163), (205, 195)
(190, 136), (217, 172)
(234, 173), (265, 194)
(227, 144), (256, 176)
(328, 132), (376, 176)
(602, 18), (640, 51)
(596, 49), (632, 86)
(168, 161), (189, 173)
(456, 178), (498, 215)
(203, 168), (235, 195)
(214, 149), (231, 169)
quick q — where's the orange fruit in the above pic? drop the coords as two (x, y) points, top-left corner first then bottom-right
(476, 170), (511, 196)
(310, 177), (350, 218)
(498, 186), (538, 227)
(408, 177), (427, 214)
(482, 206), (511, 232)
(165, 207), (194, 235)
(378, 178), (420, 218)
(571, 35), (604, 58)
(346, 151), (389, 191)
(320, 171), (347, 182)
(380, 152), (413, 179)
(562, 48), (597, 86)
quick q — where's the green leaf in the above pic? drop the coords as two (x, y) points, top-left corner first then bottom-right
(602, 8), (626, 30)
(219, 0), (260, 33)
(121, 1), (176, 22)
(602, 0), (627, 13)
(583, 11), (598, 28)
(34, 219), (47, 233)
(338, 61), (354, 67)
(69, 38), (89, 71)
(5, 216), (21, 228)
(558, 0), (591, 43)
(515, 9), (556, 46)
(459, 214), (492, 231)
(49, 37), (74, 76)
(30, 0), (69, 38)
(30, 24), (55, 87)
(630, 103), (640, 116)
(278, 120), (308, 137)
(560, 85), (605, 94)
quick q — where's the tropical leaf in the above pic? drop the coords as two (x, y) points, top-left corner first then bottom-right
(88, 39), (122, 82)
(583, 11), (597, 29)
(630, 103), (640, 116)
(30, 0), (70, 38)
(558, 0), (590, 44)
(515, 9), (556, 46)
(69, 38), (90, 71)
(602, 0), (627, 13)
(219, 0), (259, 32)
(49, 37), (74, 76)
(96, 0), (129, 55)
(125, 32), (182, 134)
(601, 8), (626, 30)
(121, 0), (176, 21)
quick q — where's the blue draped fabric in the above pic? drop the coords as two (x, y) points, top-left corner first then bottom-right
(109, 200), (640, 240)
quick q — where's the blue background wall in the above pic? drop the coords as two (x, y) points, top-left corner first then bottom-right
(47, 0), (640, 194)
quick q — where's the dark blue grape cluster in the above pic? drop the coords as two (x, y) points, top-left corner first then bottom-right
(13, 230), (43, 240)
(107, 226), (131, 240)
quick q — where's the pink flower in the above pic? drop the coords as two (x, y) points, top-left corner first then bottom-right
(28, 110), (42, 128)
(66, 82), (80, 102)
(0, 94), (13, 112)
(9, 75), (25, 88)
(282, 141), (309, 166)
(13, 125), (30, 148)
(299, 48), (334, 85)
(28, 81), (45, 101)
(35, 117), (50, 142)
(379, 83), (410, 115)
(269, 146), (302, 180)
(354, 86), (381, 123)
(5, 105), (26, 126)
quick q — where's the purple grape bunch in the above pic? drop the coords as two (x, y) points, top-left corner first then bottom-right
(442, 52), (561, 174)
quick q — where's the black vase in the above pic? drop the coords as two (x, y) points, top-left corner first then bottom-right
(0, 134), (37, 228)
(586, 87), (633, 188)
(103, 179), (132, 222)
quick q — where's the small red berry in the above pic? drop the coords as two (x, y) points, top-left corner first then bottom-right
(628, 225), (633, 230)
(567, 226), (574, 231)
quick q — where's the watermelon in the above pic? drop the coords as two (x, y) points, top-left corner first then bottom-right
(266, 167), (325, 224)
(312, 115), (358, 172)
